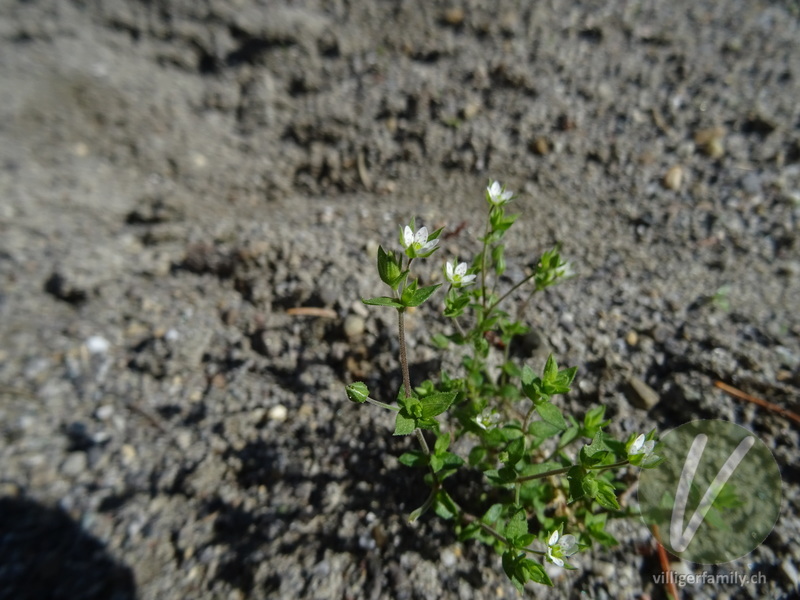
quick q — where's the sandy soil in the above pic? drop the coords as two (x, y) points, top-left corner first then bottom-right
(1, 1), (799, 598)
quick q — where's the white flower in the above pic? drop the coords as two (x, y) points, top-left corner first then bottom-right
(401, 225), (438, 257)
(555, 261), (575, 279)
(444, 259), (477, 287)
(475, 408), (500, 431)
(486, 181), (513, 206)
(546, 530), (578, 568)
(627, 434), (659, 466)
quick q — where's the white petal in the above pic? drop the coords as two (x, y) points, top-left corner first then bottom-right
(446, 261), (454, 279)
(642, 440), (655, 455)
(551, 555), (564, 567)
(548, 530), (559, 546)
(422, 238), (438, 251)
(559, 534), (578, 555)
(461, 274), (477, 284)
(488, 181), (501, 196)
(455, 262), (467, 276)
(630, 434), (645, 454)
(403, 226), (414, 247)
(415, 226), (428, 245)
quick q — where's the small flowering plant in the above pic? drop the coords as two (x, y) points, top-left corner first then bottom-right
(346, 181), (661, 592)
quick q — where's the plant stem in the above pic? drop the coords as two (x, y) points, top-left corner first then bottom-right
(460, 512), (546, 557)
(488, 272), (536, 313)
(515, 459), (631, 484)
(398, 309), (412, 399)
(515, 465), (572, 483)
(365, 397), (401, 411)
(480, 215), (491, 310)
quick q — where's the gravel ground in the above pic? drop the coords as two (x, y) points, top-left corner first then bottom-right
(1, 1), (799, 599)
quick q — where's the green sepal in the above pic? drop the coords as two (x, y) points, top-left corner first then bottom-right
(345, 381), (369, 404)
(594, 479), (621, 510)
(376, 245), (405, 289)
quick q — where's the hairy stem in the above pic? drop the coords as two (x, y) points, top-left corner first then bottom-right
(515, 459), (631, 484)
(460, 512), (546, 556)
(398, 309), (412, 399)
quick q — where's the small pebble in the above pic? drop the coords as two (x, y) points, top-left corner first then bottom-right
(176, 430), (193, 450)
(531, 137), (550, 155)
(96, 405), (114, 420)
(121, 444), (137, 464)
(442, 7), (465, 25)
(781, 559), (799, 588)
(626, 330), (639, 347)
(663, 165), (684, 190)
(441, 548), (457, 568)
(626, 376), (660, 410)
(268, 404), (288, 422)
(86, 336), (110, 354)
(343, 315), (365, 338)
(62, 451), (88, 476)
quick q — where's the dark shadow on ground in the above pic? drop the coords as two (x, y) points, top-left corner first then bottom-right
(0, 495), (137, 600)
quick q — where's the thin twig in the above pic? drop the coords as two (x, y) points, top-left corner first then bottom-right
(714, 380), (800, 426)
(286, 307), (338, 318)
(651, 524), (680, 600)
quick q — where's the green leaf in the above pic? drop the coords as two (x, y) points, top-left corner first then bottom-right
(543, 354), (558, 381)
(521, 365), (536, 385)
(426, 226), (445, 242)
(405, 283), (442, 307)
(483, 503), (504, 524)
(430, 454), (444, 472)
(433, 489), (458, 520)
(595, 479), (620, 510)
(468, 446), (486, 466)
(583, 405), (608, 431)
(345, 382), (369, 403)
(537, 401), (567, 430)
(434, 432), (450, 455)
(431, 333), (449, 349)
(588, 527), (619, 547)
(505, 507), (529, 542)
(398, 451), (427, 468)
(420, 391), (457, 419)
(393, 411), (416, 436)
(502, 551), (526, 593)
(505, 437), (526, 465)
(521, 559), (552, 586)
(362, 296), (404, 308)
(579, 432), (612, 468)
(567, 465), (587, 503)
(528, 420), (562, 440)
(559, 422), (581, 447)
